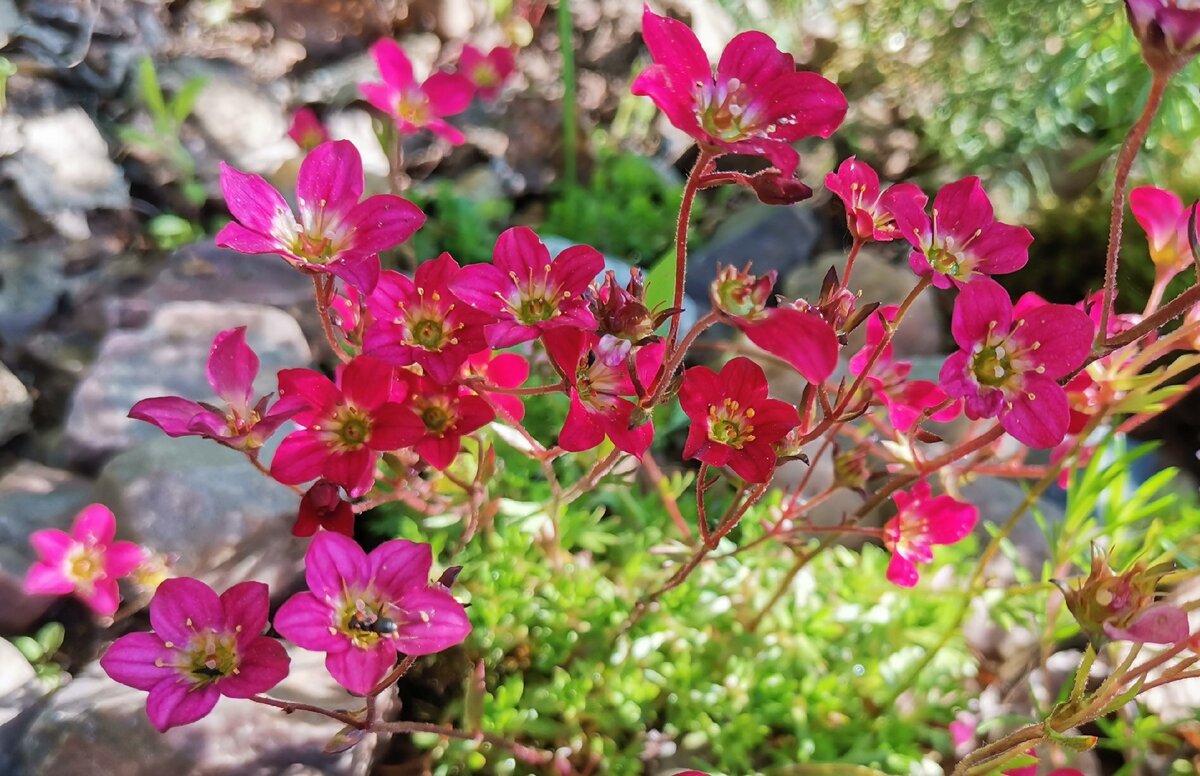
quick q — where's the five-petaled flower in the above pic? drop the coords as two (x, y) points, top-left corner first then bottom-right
(364, 253), (495, 384)
(825, 157), (924, 243)
(883, 482), (977, 587)
(130, 327), (298, 456)
(451, 227), (604, 348)
(939, 279), (1095, 448)
(1130, 185), (1196, 280)
(271, 357), (424, 496)
(392, 373), (495, 470)
(680, 357), (799, 483)
(273, 531), (471, 695)
(216, 139), (425, 293)
(24, 504), (144, 616)
(361, 39), (474, 144)
(458, 44), (517, 100)
(101, 578), (290, 731)
(631, 6), (847, 177)
(888, 177), (1032, 289)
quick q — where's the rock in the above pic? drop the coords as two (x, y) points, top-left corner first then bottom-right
(4, 107), (130, 239)
(190, 75), (293, 175)
(95, 435), (303, 594)
(0, 637), (46, 775)
(0, 360), (32, 444)
(687, 204), (821, 307)
(0, 242), (66, 344)
(19, 648), (378, 776)
(0, 462), (95, 633)
(783, 247), (943, 357)
(64, 302), (312, 464)
(323, 109), (391, 180)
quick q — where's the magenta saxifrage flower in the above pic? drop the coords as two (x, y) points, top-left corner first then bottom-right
(680, 357), (799, 483)
(130, 327), (298, 457)
(1130, 185), (1196, 279)
(273, 531), (470, 695)
(544, 329), (663, 458)
(100, 578), (290, 731)
(1126, 0), (1200, 72)
(361, 39), (474, 144)
(825, 157), (924, 243)
(24, 504), (144, 616)
(631, 6), (847, 177)
(271, 356), (424, 496)
(393, 373), (495, 470)
(451, 227), (605, 348)
(883, 481), (977, 587)
(710, 265), (839, 384)
(939, 279), (1095, 448)
(363, 253), (495, 384)
(888, 176), (1033, 289)
(216, 139), (425, 293)
(458, 44), (517, 100)
(288, 107), (329, 152)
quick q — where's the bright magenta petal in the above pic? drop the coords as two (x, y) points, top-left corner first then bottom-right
(150, 577), (224, 646)
(100, 632), (174, 691)
(146, 678), (219, 732)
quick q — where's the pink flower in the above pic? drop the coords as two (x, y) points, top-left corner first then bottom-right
(271, 357), (424, 496)
(273, 532), (470, 695)
(825, 157), (924, 242)
(393, 374), (495, 470)
(363, 254), (495, 384)
(100, 578), (290, 731)
(710, 265), (839, 384)
(1130, 186), (1195, 278)
(451, 227), (604, 348)
(849, 306), (961, 432)
(288, 107), (329, 151)
(888, 177), (1032, 289)
(465, 350), (529, 423)
(130, 327), (298, 457)
(216, 140), (425, 293)
(544, 330), (663, 457)
(361, 40), (474, 144)
(680, 357), (799, 483)
(884, 482), (977, 587)
(292, 480), (355, 538)
(459, 44), (517, 100)
(24, 504), (144, 616)
(939, 279), (1094, 448)
(1126, 0), (1200, 72)
(632, 7), (847, 177)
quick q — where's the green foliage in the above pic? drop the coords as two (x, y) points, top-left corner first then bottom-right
(9, 622), (66, 688)
(407, 181), (514, 265)
(542, 152), (686, 264)
(147, 213), (205, 250)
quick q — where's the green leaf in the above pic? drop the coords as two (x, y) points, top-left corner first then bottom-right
(35, 622), (64, 656)
(137, 56), (168, 122)
(170, 76), (209, 125)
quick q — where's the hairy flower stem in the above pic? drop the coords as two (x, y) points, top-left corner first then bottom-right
(365, 654), (417, 724)
(664, 150), (718, 358)
(1099, 70), (1170, 340)
(313, 276), (353, 363)
(1104, 281), (1200, 349)
(840, 237), (866, 290)
(644, 310), (720, 408)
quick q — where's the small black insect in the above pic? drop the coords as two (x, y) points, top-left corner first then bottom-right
(194, 664), (223, 678)
(347, 600), (398, 635)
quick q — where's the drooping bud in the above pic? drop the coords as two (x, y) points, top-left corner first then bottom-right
(1055, 547), (1190, 645)
(832, 445), (870, 493)
(1125, 0), (1200, 75)
(293, 480), (355, 538)
(711, 264), (775, 319)
(785, 266), (862, 332)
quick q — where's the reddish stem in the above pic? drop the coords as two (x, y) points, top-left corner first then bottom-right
(665, 150), (718, 354)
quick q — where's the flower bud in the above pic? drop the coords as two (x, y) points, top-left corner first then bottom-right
(711, 264), (775, 319)
(1125, 0), (1200, 75)
(833, 446), (870, 492)
(591, 269), (664, 348)
(1056, 548), (1190, 645)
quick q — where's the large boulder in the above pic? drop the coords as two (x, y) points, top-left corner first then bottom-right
(0, 462), (94, 633)
(0, 637), (47, 774)
(95, 435), (304, 595)
(0, 359), (33, 445)
(17, 648), (378, 776)
(64, 301), (312, 465)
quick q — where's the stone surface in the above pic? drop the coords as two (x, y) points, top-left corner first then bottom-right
(18, 648), (377, 776)
(0, 360), (33, 444)
(64, 301), (311, 464)
(0, 462), (95, 633)
(4, 107), (130, 239)
(0, 240), (66, 344)
(0, 637), (46, 775)
(190, 75), (293, 175)
(95, 435), (304, 595)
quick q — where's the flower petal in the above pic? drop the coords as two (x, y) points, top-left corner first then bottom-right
(326, 643), (396, 696)
(219, 163), (292, 237)
(392, 586), (471, 655)
(146, 678), (219, 732)
(73, 503), (117, 544)
(950, 277), (1012, 350)
(1001, 375), (1069, 449)
(368, 540), (433, 599)
(273, 592), (345, 652)
(220, 581), (270, 646)
(206, 327), (258, 409)
(304, 531), (369, 601)
(218, 636), (290, 697)
(150, 577), (224, 646)
(100, 632), (175, 691)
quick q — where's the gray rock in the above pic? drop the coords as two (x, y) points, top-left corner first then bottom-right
(0, 462), (94, 633)
(0, 360), (32, 444)
(687, 204), (821, 307)
(4, 107), (129, 239)
(95, 435), (303, 594)
(191, 75), (293, 175)
(323, 110), (390, 180)
(64, 301), (312, 464)
(19, 647), (378, 776)
(0, 240), (66, 344)
(0, 637), (46, 774)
